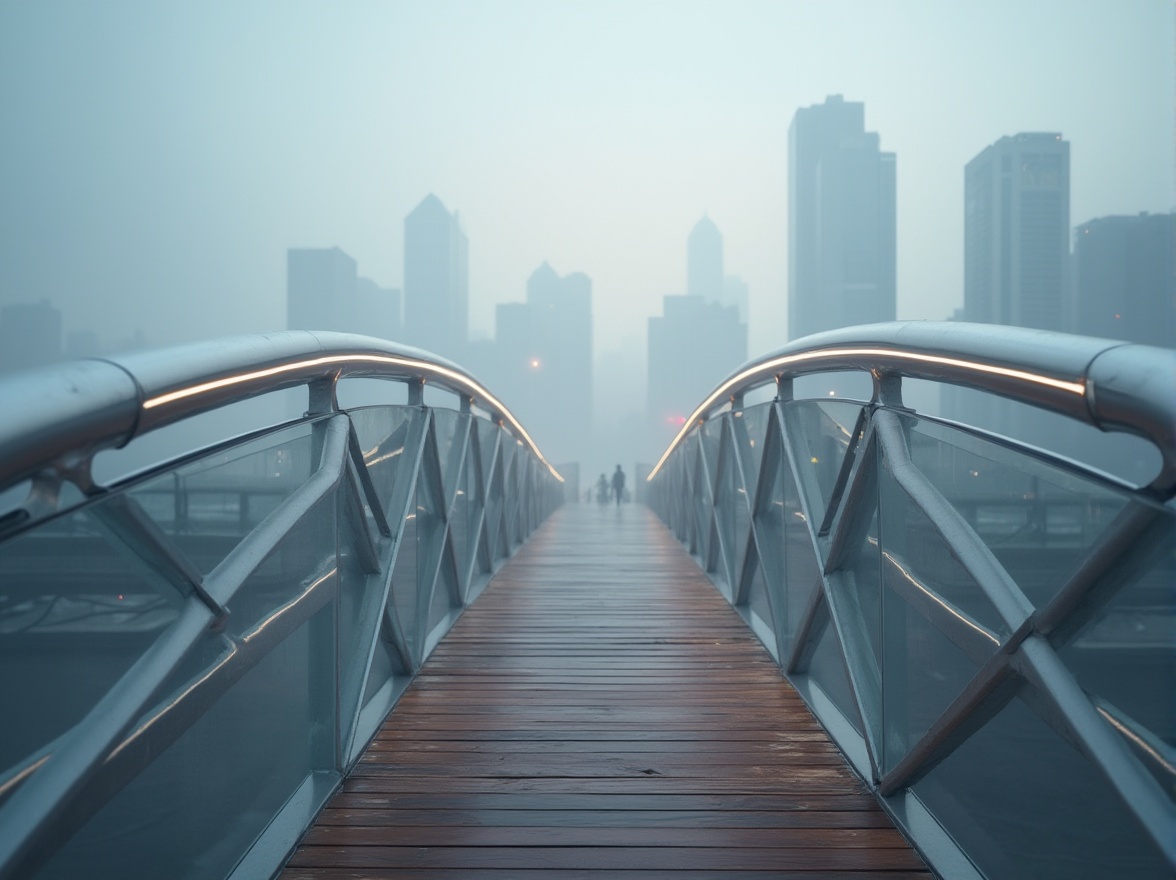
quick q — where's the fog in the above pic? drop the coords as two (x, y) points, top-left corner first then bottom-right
(0, 1), (1172, 482)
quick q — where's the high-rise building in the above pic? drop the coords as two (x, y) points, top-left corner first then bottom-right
(492, 262), (592, 466)
(687, 215), (724, 302)
(788, 95), (896, 341)
(648, 295), (746, 451)
(964, 133), (1070, 330)
(0, 300), (62, 374)
(355, 277), (402, 342)
(287, 247), (358, 333)
(723, 274), (750, 325)
(1072, 212), (1174, 348)
(948, 132), (1100, 471)
(404, 194), (468, 359)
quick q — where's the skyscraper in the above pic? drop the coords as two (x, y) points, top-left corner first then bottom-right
(948, 133), (1073, 453)
(788, 95), (896, 341)
(964, 133), (1070, 330)
(355, 276), (402, 342)
(492, 262), (592, 466)
(404, 194), (468, 359)
(1072, 212), (1174, 348)
(687, 215), (724, 302)
(286, 247), (358, 333)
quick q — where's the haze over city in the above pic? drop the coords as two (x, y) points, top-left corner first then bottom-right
(1, 0), (1172, 478)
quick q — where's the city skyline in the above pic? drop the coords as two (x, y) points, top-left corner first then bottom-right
(1, 3), (1168, 354)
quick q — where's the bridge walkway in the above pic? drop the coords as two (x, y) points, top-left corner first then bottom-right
(279, 503), (930, 879)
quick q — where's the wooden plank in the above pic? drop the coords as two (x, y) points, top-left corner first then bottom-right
(278, 504), (929, 877)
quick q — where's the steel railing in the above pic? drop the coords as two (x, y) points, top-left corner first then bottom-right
(646, 321), (1176, 880)
(0, 331), (563, 880)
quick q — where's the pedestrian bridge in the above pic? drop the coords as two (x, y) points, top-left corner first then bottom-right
(0, 324), (1172, 880)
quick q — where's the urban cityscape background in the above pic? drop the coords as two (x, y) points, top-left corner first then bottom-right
(0, 2), (1172, 496)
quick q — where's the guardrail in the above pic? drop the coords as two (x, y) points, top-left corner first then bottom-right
(646, 321), (1175, 880)
(0, 331), (563, 880)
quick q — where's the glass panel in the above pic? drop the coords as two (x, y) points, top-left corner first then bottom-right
(425, 542), (459, 643)
(0, 502), (183, 773)
(431, 409), (466, 507)
(449, 451), (471, 597)
(1059, 501), (1176, 791)
(780, 411), (823, 659)
(92, 388), (306, 487)
(914, 692), (1171, 880)
(878, 502), (987, 773)
(362, 635), (395, 706)
(806, 616), (865, 737)
(733, 402), (772, 493)
(835, 506), (883, 743)
(337, 517), (380, 749)
(784, 400), (865, 522)
(484, 442), (504, 561)
(350, 406), (415, 523)
(729, 421), (752, 600)
(477, 418), (500, 483)
(903, 414), (1128, 610)
(744, 546), (775, 642)
(711, 419), (736, 590)
(34, 606), (336, 880)
(124, 420), (321, 576)
(879, 449), (1011, 639)
(388, 481), (419, 661)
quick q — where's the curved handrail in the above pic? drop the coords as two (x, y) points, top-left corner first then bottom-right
(646, 321), (1176, 495)
(645, 320), (1176, 877)
(0, 331), (564, 880)
(0, 330), (563, 497)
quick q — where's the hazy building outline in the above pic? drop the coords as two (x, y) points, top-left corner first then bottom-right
(964, 132), (1071, 331)
(1072, 211), (1174, 348)
(286, 247), (358, 333)
(787, 94), (896, 341)
(403, 193), (469, 359)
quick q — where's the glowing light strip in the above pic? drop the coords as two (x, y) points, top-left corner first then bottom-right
(142, 353), (564, 482)
(647, 346), (1087, 480)
(1097, 705), (1176, 777)
(882, 549), (1001, 648)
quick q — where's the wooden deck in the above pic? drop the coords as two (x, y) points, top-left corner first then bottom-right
(279, 503), (931, 879)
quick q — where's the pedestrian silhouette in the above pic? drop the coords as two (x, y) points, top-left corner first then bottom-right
(611, 464), (626, 506)
(596, 473), (610, 505)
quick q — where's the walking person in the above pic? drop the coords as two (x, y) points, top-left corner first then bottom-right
(595, 473), (610, 505)
(611, 464), (626, 506)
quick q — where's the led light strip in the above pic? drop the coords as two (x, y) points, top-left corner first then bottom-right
(647, 346), (1087, 481)
(142, 353), (564, 482)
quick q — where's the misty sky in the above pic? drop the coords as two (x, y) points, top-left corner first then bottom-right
(1, 1), (1172, 393)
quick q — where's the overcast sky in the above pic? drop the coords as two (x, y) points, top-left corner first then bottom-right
(1, 0), (1171, 366)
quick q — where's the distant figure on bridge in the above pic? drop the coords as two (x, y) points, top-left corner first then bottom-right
(595, 473), (610, 505)
(611, 465), (626, 506)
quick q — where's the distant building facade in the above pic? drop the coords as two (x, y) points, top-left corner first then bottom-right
(0, 300), (62, 374)
(648, 295), (746, 450)
(788, 95), (896, 341)
(286, 247), (358, 333)
(404, 194), (468, 359)
(1072, 212), (1174, 348)
(356, 276), (403, 342)
(687, 215), (724, 302)
(723, 274), (750, 325)
(964, 132), (1071, 330)
(492, 262), (593, 467)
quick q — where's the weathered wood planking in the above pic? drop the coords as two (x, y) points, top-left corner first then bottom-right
(279, 503), (930, 878)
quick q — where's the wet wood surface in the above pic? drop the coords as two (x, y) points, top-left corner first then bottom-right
(280, 503), (930, 879)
